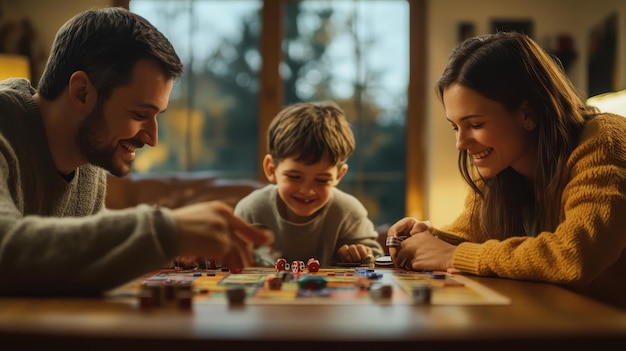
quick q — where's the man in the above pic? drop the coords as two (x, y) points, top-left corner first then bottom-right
(0, 7), (272, 295)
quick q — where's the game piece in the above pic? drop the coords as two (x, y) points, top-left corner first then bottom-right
(162, 282), (176, 302)
(430, 272), (446, 279)
(297, 276), (327, 290)
(226, 286), (246, 305)
(140, 282), (162, 307)
(205, 258), (217, 269)
(265, 276), (283, 290)
(306, 258), (320, 272)
(176, 289), (193, 310)
(374, 255), (394, 267)
(412, 285), (432, 305)
(230, 266), (243, 274)
(275, 258), (290, 272)
(292, 260), (305, 273)
(354, 276), (373, 290)
(366, 272), (382, 279)
(369, 283), (393, 299)
(138, 290), (154, 309)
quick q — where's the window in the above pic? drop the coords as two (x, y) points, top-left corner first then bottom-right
(129, 0), (425, 226)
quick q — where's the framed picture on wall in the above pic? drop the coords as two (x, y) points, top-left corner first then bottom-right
(587, 12), (618, 97)
(458, 22), (476, 43)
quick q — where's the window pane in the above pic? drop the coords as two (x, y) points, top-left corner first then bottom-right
(282, 0), (409, 225)
(130, 0), (262, 177)
(131, 0), (408, 226)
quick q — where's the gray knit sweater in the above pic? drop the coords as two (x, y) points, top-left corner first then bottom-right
(235, 184), (384, 266)
(0, 79), (178, 295)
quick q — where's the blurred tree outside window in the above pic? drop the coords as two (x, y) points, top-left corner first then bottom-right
(130, 0), (408, 226)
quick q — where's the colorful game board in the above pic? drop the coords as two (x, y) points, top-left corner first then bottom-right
(108, 267), (510, 306)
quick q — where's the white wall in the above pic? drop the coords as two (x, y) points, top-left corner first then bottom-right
(426, 0), (626, 226)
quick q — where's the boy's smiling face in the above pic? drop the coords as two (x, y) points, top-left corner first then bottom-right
(263, 154), (348, 223)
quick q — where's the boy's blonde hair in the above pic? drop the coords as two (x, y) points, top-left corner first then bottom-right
(268, 101), (355, 167)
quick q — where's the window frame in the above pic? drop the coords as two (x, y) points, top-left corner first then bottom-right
(123, 0), (427, 219)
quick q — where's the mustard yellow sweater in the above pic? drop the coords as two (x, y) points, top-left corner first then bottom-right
(438, 113), (626, 310)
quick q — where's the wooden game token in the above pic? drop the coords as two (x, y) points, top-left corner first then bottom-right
(177, 289), (193, 310)
(138, 290), (154, 309)
(230, 266), (243, 274)
(412, 285), (432, 305)
(369, 283), (393, 299)
(226, 287), (246, 305)
(163, 282), (176, 302)
(141, 282), (162, 307)
(265, 276), (283, 290)
(354, 276), (373, 290)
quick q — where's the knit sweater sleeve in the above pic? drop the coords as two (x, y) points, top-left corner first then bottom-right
(0, 141), (179, 296)
(0, 205), (179, 295)
(448, 114), (626, 286)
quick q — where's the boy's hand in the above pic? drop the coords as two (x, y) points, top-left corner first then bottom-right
(171, 255), (203, 270)
(337, 244), (375, 263)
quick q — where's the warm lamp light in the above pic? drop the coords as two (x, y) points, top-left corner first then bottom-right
(587, 89), (626, 117)
(0, 54), (31, 81)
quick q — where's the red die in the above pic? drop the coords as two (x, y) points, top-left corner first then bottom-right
(307, 258), (320, 272)
(275, 258), (290, 272)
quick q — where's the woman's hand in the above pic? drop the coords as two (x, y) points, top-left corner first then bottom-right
(386, 217), (455, 271)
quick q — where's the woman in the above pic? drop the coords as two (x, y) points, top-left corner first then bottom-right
(388, 31), (626, 310)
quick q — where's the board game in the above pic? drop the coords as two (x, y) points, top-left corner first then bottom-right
(107, 266), (510, 307)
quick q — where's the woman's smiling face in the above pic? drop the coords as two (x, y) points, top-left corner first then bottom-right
(443, 83), (538, 180)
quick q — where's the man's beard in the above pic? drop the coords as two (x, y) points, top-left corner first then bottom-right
(77, 103), (132, 177)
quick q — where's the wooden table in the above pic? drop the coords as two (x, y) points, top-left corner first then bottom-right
(1, 269), (625, 351)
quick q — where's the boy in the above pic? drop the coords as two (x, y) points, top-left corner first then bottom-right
(234, 101), (384, 266)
